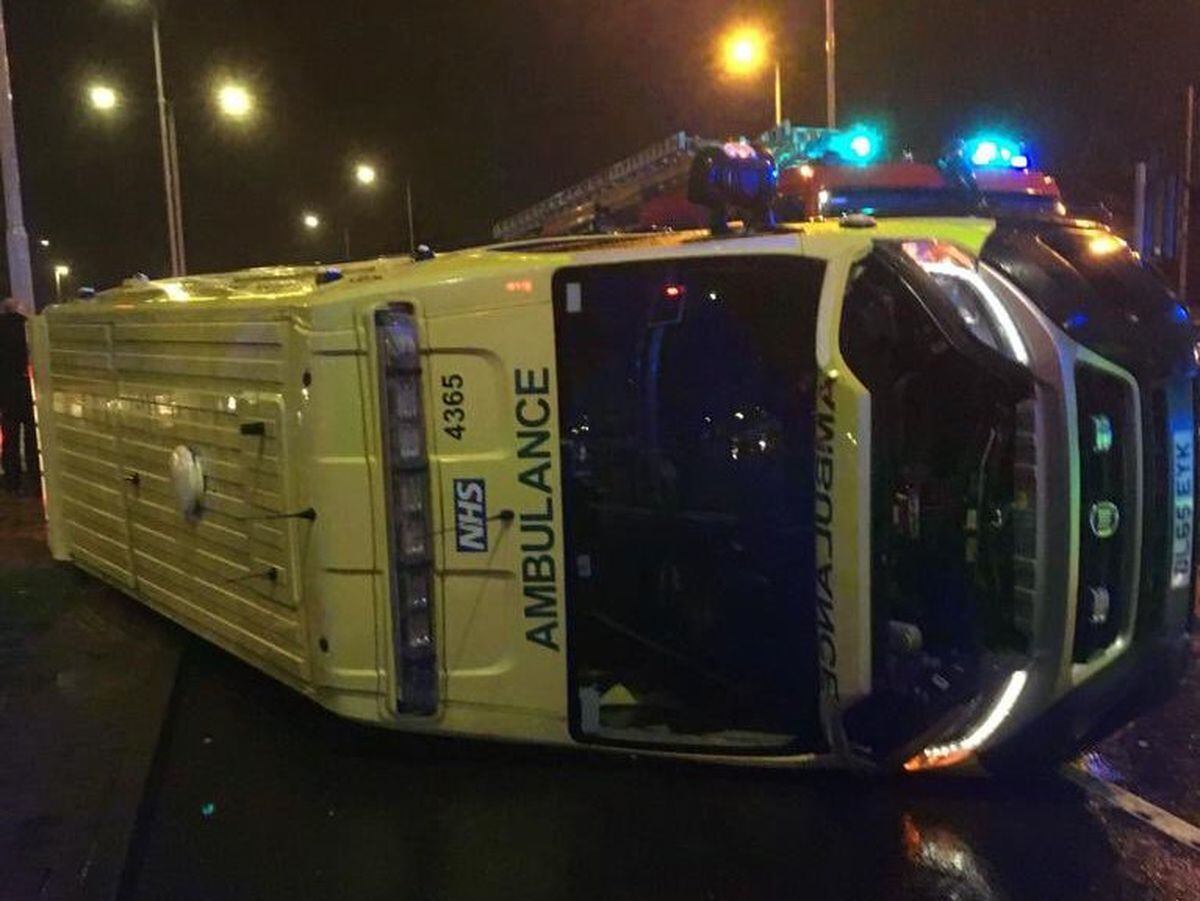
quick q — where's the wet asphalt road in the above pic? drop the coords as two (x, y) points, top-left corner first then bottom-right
(3, 492), (1199, 900)
(120, 635), (1200, 901)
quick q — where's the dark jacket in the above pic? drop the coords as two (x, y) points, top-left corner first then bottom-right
(0, 312), (32, 412)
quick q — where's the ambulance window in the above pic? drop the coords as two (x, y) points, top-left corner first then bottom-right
(553, 255), (828, 753)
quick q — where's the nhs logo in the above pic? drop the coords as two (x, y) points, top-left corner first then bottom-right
(453, 479), (488, 552)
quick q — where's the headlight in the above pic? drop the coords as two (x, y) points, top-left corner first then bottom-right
(903, 669), (1029, 771)
(901, 241), (1031, 366)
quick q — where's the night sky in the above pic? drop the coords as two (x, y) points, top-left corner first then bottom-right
(3, 0), (1198, 299)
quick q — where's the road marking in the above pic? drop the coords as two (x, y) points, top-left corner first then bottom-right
(1062, 764), (1200, 854)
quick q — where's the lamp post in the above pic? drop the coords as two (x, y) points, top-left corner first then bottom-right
(87, 73), (254, 278)
(0, 0), (33, 315)
(300, 210), (341, 260)
(824, 0), (837, 127)
(721, 26), (781, 128)
(53, 264), (70, 303)
(112, 3), (254, 276)
(342, 162), (416, 259)
(82, 73), (186, 276)
(107, 1), (187, 275)
(148, 6), (186, 276)
(342, 161), (379, 258)
(721, 11), (837, 130)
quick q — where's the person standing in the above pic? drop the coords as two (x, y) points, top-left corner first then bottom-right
(0, 296), (37, 492)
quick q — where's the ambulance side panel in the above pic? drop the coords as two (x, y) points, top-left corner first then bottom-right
(39, 306), (315, 692)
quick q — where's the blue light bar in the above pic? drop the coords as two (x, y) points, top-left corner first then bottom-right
(827, 124), (884, 165)
(963, 134), (1030, 170)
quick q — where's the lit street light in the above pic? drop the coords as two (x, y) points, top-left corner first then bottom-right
(720, 25), (781, 127)
(347, 161), (416, 258)
(720, 10), (838, 129)
(354, 162), (377, 187)
(301, 209), (350, 260)
(722, 27), (768, 76)
(216, 82), (253, 120)
(53, 263), (70, 302)
(349, 163), (379, 259)
(96, 2), (263, 277)
(38, 237), (49, 248)
(107, 0), (189, 276)
(88, 83), (119, 112)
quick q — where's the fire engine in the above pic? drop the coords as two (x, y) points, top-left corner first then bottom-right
(492, 124), (1065, 240)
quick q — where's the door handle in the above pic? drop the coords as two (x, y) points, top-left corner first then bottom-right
(124, 472), (141, 488)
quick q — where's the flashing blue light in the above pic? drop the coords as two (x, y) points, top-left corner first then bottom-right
(1172, 303), (1190, 324)
(828, 124), (884, 165)
(971, 140), (1000, 167)
(964, 133), (1030, 170)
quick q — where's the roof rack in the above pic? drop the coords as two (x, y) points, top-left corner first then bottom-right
(492, 132), (706, 241)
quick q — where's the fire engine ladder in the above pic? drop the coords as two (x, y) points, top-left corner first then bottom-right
(492, 132), (706, 241)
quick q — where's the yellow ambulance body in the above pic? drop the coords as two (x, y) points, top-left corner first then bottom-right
(29, 215), (1194, 772)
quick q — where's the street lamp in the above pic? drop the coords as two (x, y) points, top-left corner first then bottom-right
(345, 161), (417, 257)
(824, 0), (837, 127)
(53, 263), (70, 302)
(106, 2), (263, 276)
(107, 0), (186, 276)
(88, 83), (119, 112)
(720, 25), (781, 127)
(347, 164), (377, 258)
(720, 11), (837, 129)
(301, 209), (349, 261)
(216, 82), (253, 120)
(354, 162), (377, 187)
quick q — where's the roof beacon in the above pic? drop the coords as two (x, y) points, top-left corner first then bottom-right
(962, 133), (1031, 170)
(687, 141), (779, 235)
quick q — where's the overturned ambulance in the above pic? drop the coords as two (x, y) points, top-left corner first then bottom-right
(30, 147), (1196, 772)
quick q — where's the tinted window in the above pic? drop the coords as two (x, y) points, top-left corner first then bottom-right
(553, 256), (827, 752)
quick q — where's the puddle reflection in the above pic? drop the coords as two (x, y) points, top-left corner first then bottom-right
(901, 811), (1005, 900)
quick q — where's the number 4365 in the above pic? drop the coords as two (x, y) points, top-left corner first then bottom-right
(441, 374), (466, 441)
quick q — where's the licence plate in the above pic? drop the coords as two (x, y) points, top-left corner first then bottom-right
(1170, 427), (1195, 590)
